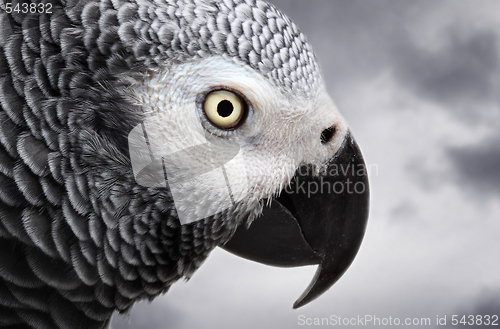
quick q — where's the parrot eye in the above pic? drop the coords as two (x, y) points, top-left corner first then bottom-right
(203, 90), (245, 129)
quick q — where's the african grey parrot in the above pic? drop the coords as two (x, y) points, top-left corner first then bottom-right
(0, 0), (369, 328)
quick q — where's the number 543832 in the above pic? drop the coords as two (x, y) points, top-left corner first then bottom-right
(3, 2), (53, 14)
(451, 315), (498, 326)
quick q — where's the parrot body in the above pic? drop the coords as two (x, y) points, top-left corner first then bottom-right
(0, 1), (369, 328)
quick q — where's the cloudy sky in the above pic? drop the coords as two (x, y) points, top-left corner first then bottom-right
(112, 1), (500, 328)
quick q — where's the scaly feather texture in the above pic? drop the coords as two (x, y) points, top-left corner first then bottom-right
(0, 0), (329, 328)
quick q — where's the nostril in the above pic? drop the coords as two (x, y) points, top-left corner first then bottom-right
(320, 126), (335, 144)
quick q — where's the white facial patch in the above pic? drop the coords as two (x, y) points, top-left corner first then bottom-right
(125, 56), (348, 225)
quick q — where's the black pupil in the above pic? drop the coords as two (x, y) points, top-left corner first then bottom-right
(217, 100), (234, 118)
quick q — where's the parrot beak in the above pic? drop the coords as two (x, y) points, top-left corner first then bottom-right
(221, 131), (369, 308)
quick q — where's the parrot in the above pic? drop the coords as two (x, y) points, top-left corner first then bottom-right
(0, 0), (369, 328)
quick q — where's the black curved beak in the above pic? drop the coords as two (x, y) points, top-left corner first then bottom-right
(221, 132), (369, 308)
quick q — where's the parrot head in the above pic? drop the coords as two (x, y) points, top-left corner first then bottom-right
(119, 0), (370, 309)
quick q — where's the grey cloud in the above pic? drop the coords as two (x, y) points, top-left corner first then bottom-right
(111, 299), (183, 329)
(390, 30), (500, 118)
(445, 291), (500, 328)
(390, 200), (420, 222)
(447, 136), (500, 196)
